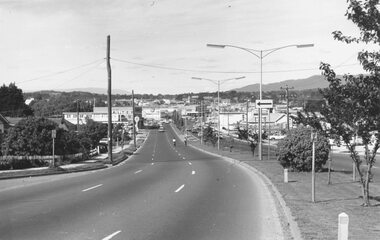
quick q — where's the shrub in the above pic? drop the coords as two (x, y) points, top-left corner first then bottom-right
(277, 127), (330, 172)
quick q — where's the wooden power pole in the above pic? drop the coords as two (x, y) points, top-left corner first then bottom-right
(132, 90), (137, 150)
(280, 85), (294, 131)
(107, 35), (112, 163)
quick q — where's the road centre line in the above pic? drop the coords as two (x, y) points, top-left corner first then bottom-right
(82, 184), (103, 192)
(102, 230), (122, 240)
(175, 184), (185, 193)
(134, 170), (142, 174)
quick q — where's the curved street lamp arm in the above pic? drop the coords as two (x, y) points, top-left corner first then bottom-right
(220, 76), (245, 84)
(192, 77), (218, 85)
(263, 44), (314, 58)
(262, 45), (298, 58)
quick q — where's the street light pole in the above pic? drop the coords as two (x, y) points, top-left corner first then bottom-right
(192, 76), (245, 150)
(217, 80), (220, 150)
(207, 43), (313, 160)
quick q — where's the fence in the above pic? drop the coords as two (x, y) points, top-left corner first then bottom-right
(0, 153), (84, 170)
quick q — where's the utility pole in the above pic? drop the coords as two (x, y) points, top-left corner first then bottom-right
(246, 100), (249, 131)
(132, 90), (137, 150)
(280, 85), (294, 131)
(107, 35), (112, 163)
(200, 100), (203, 145)
(76, 100), (79, 135)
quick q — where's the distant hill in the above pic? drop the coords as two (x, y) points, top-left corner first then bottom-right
(232, 75), (329, 92)
(54, 88), (129, 95)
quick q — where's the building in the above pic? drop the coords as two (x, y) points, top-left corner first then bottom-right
(63, 106), (143, 125)
(0, 114), (11, 133)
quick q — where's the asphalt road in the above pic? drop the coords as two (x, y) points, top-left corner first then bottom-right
(0, 124), (283, 240)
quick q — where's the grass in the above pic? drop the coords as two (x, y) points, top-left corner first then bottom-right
(0, 163), (106, 179)
(191, 139), (380, 240)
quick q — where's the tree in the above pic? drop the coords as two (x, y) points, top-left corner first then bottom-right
(296, 0), (380, 206)
(5, 117), (61, 156)
(332, 0), (380, 73)
(203, 125), (217, 146)
(0, 83), (33, 117)
(277, 127), (330, 172)
(80, 119), (108, 148)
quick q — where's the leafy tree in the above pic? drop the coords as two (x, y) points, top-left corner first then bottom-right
(295, 0), (380, 206)
(0, 83), (33, 117)
(237, 128), (248, 140)
(5, 117), (61, 156)
(203, 125), (217, 146)
(277, 127), (330, 172)
(80, 119), (108, 148)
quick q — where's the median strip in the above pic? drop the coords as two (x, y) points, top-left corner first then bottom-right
(174, 184), (185, 193)
(82, 184), (103, 192)
(102, 230), (121, 240)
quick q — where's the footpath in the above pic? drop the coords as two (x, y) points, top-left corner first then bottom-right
(0, 131), (149, 180)
(180, 128), (380, 240)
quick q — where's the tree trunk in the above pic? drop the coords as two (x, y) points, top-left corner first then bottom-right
(362, 164), (372, 206)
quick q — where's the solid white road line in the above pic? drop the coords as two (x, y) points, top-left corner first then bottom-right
(175, 184), (185, 193)
(102, 230), (122, 240)
(192, 171), (195, 175)
(82, 184), (103, 192)
(134, 170), (142, 174)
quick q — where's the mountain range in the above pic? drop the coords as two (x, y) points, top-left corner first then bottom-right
(54, 88), (129, 95)
(232, 75), (328, 92)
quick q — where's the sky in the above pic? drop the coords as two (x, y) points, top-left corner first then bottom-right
(0, 0), (374, 94)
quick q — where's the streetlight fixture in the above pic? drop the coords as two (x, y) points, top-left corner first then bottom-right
(207, 43), (314, 160)
(191, 76), (246, 150)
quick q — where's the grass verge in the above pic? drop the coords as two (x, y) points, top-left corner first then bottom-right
(191, 140), (380, 240)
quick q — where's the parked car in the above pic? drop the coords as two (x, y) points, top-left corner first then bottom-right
(268, 135), (286, 140)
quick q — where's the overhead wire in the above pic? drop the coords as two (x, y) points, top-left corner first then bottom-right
(54, 60), (105, 89)
(15, 58), (105, 85)
(111, 57), (359, 74)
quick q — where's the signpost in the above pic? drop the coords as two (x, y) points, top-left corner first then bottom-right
(255, 99), (273, 109)
(134, 116), (140, 132)
(51, 130), (56, 168)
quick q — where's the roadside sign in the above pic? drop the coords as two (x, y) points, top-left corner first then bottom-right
(255, 99), (273, 109)
(52, 130), (56, 139)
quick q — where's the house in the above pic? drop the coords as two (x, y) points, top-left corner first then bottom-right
(4, 116), (75, 132)
(0, 114), (11, 133)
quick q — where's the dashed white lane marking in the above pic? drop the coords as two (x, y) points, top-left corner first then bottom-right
(183, 157), (186, 160)
(82, 184), (103, 192)
(134, 170), (142, 174)
(102, 230), (122, 240)
(192, 171), (195, 175)
(188, 162), (192, 166)
(151, 163), (154, 165)
(175, 184), (185, 193)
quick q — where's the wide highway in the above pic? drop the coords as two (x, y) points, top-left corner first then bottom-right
(0, 124), (283, 240)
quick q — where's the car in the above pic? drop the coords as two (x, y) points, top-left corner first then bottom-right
(269, 135), (286, 140)
(158, 126), (165, 132)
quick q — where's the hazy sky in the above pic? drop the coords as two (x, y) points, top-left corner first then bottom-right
(0, 0), (372, 94)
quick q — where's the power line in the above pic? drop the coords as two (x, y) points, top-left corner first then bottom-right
(54, 60), (105, 88)
(111, 57), (359, 74)
(15, 59), (105, 84)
